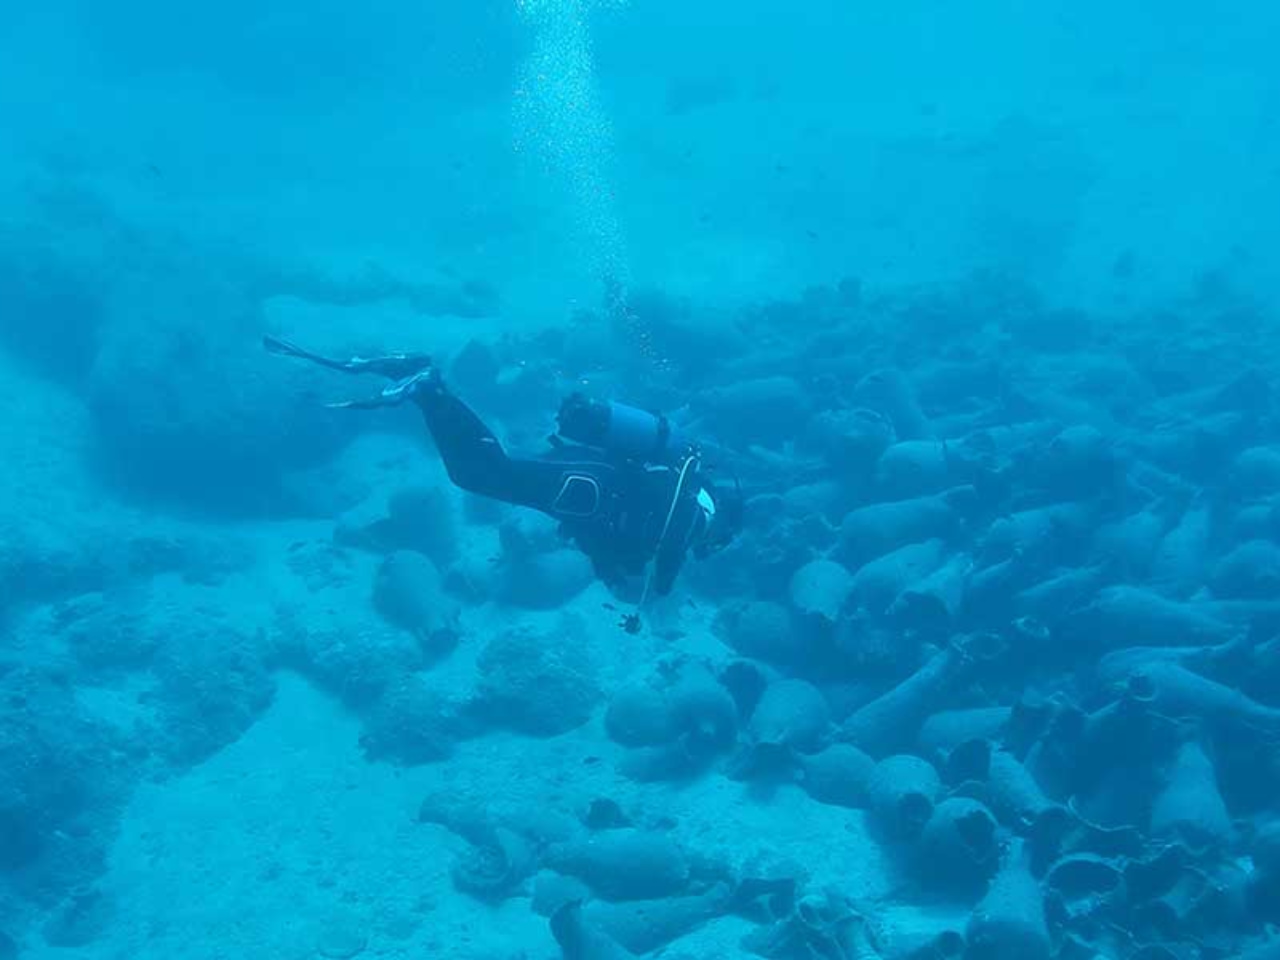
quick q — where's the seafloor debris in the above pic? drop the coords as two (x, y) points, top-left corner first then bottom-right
(11, 259), (1280, 960)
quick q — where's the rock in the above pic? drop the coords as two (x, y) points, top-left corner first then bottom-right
(918, 798), (999, 895)
(0, 667), (120, 899)
(89, 303), (354, 512)
(839, 641), (973, 758)
(868, 754), (941, 840)
(665, 665), (740, 757)
(336, 484), (459, 569)
(1211, 540), (1280, 601)
(451, 827), (536, 903)
(608, 665), (740, 780)
(980, 503), (1091, 569)
(1097, 654), (1280, 738)
(150, 620), (276, 766)
(57, 591), (161, 674)
(41, 887), (115, 948)
(1230, 446), (1280, 501)
(532, 871), (593, 917)
(796, 743), (877, 808)
(361, 676), (463, 764)
(830, 617), (904, 677)
(701, 376), (810, 447)
(781, 481), (849, 524)
(714, 600), (800, 665)
(496, 548), (594, 609)
(441, 550), (499, 602)
(1150, 740), (1233, 849)
(584, 884), (732, 954)
(1045, 854), (1125, 921)
(316, 910), (368, 959)
(1251, 822), (1280, 921)
(742, 886), (873, 959)
(0, 239), (105, 384)
(866, 902), (967, 960)
(734, 849), (809, 920)
(918, 708), (1011, 763)
(874, 441), (952, 497)
(283, 620), (424, 709)
(1091, 509), (1165, 581)
(1013, 566), (1105, 626)
(386, 485), (459, 567)
(1034, 425), (1118, 497)
(848, 540), (946, 616)
(472, 623), (599, 736)
(550, 900), (631, 960)
(747, 679), (830, 755)
(372, 550), (459, 660)
(545, 829), (690, 901)
(853, 368), (932, 440)
(966, 839), (1050, 960)
(1239, 936), (1280, 960)
(789, 559), (855, 621)
(837, 488), (974, 567)
(1068, 586), (1237, 653)
(811, 407), (896, 476)
(605, 680), (677, 748)
(0, 355), (120, 615)
(887, 552), (972, 633)
(973, 749), (1070, 838)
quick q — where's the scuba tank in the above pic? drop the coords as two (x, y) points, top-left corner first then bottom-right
(556, 393), (688, 464)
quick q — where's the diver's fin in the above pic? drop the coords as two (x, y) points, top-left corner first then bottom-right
(263, 334), (321, 361)
(324, 397), (386, 410)
(262, 334), (358, 373)
(324, 368), (440, 410)
(263, 334), (432, 379)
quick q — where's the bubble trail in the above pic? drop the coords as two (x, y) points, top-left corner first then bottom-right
(514, 0), (638, 330)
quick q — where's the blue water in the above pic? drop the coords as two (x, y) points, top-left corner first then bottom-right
(3, 2), (1280, 958)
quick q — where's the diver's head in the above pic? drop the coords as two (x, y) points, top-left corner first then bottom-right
(695, 479), (745, 558)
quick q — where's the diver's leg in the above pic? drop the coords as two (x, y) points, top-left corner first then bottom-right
(272, 333), (611, 516)
(412, 384), (614, 517)
(263, 335), (431, 380)
(410, 383), (510, 496)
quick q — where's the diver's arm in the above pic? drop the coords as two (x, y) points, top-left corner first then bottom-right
(648, 465), (707, 596)
(651, 545), (687, 596)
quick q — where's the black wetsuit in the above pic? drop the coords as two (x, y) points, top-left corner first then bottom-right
(414, 383), (708, 594)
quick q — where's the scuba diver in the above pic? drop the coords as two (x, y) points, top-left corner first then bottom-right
(264, 336), (743, 626)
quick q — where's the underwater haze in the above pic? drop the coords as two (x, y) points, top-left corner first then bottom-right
(3, 1), (1280, 958)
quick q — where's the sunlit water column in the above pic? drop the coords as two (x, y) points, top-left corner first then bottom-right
(515, 0), (650, 352)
